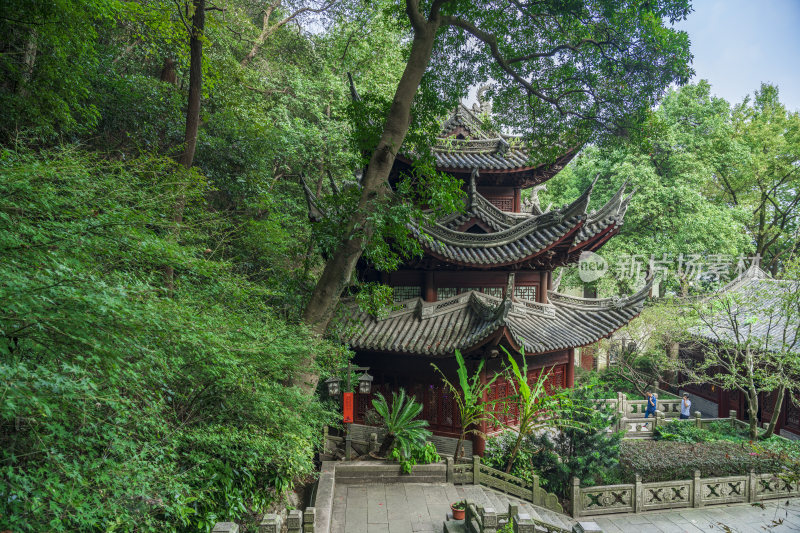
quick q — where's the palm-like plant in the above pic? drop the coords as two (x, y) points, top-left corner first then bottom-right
(432, 350), (498, 460)
(372, 389), (431, 458)
(499, 347), (584, 473)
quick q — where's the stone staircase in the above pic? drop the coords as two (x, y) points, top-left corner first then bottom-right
(444, 484), (575, 532)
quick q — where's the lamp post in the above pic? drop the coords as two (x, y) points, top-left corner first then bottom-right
(325, 363), (372, 460)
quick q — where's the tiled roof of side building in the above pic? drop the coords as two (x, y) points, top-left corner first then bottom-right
(691, 265), (799, 354)
(337, 279), (652, 357)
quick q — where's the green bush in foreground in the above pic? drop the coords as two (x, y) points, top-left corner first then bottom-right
(0, 148), (344, 531)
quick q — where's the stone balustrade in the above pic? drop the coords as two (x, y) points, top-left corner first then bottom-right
(571, 470), (800, 518)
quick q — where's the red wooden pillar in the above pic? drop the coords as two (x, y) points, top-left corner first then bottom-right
(513, 188), (521, 212)
(424, 271), (435, 302)
(566, 348), (575, 388)
(471, 362), (488, 457)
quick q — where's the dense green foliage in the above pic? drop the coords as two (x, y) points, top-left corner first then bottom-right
(543, 81), (800, 295)
(0, 148), (346, 531)
(484, 382), (623, 497)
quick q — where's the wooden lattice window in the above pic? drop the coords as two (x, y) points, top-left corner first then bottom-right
(482, 287), (503, 297)
(437, 287), (458, 300)
(514, 285), (537, 301)
(485, 196), (513, 212)
(392, 285), (421, 302)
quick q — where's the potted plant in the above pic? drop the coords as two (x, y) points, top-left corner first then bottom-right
(451, 500), (466, 520)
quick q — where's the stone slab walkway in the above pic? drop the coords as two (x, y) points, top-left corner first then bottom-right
(331, 481), (800, 533)
(592, 498), (800, 533)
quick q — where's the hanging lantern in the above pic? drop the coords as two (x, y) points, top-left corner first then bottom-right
(357, 372), (373, 394)
(325, 376), (341, 396)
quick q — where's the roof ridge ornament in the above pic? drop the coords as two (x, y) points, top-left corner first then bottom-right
(468, 168), (479, 209)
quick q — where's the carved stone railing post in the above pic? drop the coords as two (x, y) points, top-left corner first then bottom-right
(303, 508), (316, 532)
(694, 411), (702, 428)
(572, 477), (581, 518)
(513, 512), (536, 533)
(654, 410), (663, 430)
(287, 509), (302, 533)
(446, 456), (454, 483)
(322, 426), (329, 455)
(212, 523), (239, 533)
(634, 474), (643, 513)
(693, 470), (703, 508)
(729, 410), (737, 429)
(620, 393), (627, 420)
(473, 455), (481, 485)
(258, 514), (281, 533)
(531, 474), (540, 506)
(482, 507), (497, 533)
(748, 469), (757, 503)
(369, 433), (379, 454)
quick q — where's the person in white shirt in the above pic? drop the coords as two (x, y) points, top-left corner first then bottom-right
(680, 394), (691, 419)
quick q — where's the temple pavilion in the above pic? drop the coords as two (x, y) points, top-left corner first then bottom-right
(310, 99), (651, 455)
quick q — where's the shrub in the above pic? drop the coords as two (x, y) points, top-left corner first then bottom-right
(389, 441), (441, 474)
(483, 432), (541, 484)
(655, 420), (751, 443)
(527, 383), (624, 496)
(620, 440), (785, 482)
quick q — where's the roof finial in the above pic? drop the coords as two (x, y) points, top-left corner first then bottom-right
(476, 84), (493, 115)
(505, 272), (516, 301)
(468, 168), (479, 208)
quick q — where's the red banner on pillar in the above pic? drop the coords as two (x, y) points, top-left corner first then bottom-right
(343, 392), (354, 423)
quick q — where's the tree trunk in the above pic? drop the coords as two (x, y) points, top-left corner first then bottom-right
(164, 0), (205, 295)
(297, 19), (439, 393)
(453, 436), (464, 462)
(764, 384), (785, 438)
(378, 433), (395, 457)
(505, 432), (524, 474)
(747, 388), (759, 440)
(180, 0), (205, 170)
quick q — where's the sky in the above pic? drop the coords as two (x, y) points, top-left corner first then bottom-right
(674, 0), (800, 111)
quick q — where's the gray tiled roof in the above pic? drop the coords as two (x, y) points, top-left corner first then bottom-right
(337, 280), (652, 357)
(411, 180), (629, 267)
(692, 265), (799, 353)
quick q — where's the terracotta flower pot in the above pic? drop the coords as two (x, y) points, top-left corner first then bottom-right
(451, 504), (465, 520)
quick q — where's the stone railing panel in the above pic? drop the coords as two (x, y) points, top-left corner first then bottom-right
(640, 480), (693, 511)
(700, 476), (748, 506)
(753, 473), (800, 501)
(573, 470), (799, 518)
(574, 482), (635, 516)
(478, 463), (532, 501)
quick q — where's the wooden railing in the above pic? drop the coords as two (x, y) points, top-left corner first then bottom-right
(572, 470), (800, 517)
(448, 457), (564, 514)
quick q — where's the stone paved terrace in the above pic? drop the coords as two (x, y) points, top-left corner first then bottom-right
(330, 482), (800, 533)
(594, 498), (800, 532)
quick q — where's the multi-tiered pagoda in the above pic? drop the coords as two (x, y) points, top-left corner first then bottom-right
(311, 100), (651, 455)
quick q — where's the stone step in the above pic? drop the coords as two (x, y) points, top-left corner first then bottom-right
(443, 519), (467, 533)
(480, 486), (574, 531)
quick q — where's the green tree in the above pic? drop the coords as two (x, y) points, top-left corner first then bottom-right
(722, 85), (800, 273)
(543, 81), (753, 297)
